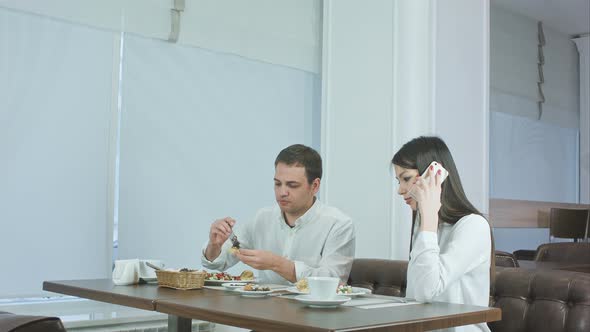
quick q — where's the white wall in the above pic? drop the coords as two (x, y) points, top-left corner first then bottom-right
(435, 0), (490, 214)
(574, 36), (590, 204)
(320, 0), (395, 259)
(321, 0), (490, 260)
(490, 5), (579, 128)
(0, 0), (321, 73)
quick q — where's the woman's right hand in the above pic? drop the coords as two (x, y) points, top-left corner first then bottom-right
(209, 217), (236, 247)
(409, 167), (443, 232)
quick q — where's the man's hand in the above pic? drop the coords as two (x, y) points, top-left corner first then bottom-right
(235, 249), (296, 282)
(204, 217), (235, 261)
(235, 249), (279, 270)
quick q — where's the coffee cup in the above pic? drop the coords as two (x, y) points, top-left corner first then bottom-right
(112, 259), (140, 285)
(307, 277), (339, 300)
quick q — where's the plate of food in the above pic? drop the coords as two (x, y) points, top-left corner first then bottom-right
(285, 278), (310, 294)
(204, 270), (256, 285)
(221, 282), (248, 290)
(286, 279), (370, 297)
(234, 284), (273, 297)
(336, 285), (372, 297)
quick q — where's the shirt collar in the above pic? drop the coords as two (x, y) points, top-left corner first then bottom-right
(277, 198), (322, 228)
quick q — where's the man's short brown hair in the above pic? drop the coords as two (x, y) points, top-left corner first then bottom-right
(274, 144), (322, 184)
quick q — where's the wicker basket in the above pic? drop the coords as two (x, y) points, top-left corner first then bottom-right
(155, 270), (206, 290)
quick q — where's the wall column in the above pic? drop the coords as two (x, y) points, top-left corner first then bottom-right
(320, 0), (434, 259)
(573, 36), (590, 204)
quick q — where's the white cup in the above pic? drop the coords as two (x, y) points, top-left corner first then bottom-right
(112, 259), (140, 285)
(307, 277), (339, 300)
(138, 259), (164, 279)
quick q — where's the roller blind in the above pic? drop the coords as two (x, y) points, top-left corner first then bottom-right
(0, 9), (114, 298)
(490, 111), (579, 203)
(117, 34), (320, 271)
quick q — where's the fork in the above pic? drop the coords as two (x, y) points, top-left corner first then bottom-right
(230, 231), (241, 249)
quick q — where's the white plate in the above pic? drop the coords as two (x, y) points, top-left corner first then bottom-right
(286, 286), (370, 297)
(204, 278), (257, 286)
(222, 282), (247, 290)
(294, 295), (351, 308)
(234, 288), (273, 297)
(337, 287), (372, 297)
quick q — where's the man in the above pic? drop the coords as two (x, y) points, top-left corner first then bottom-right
(201, 144), (355, 284)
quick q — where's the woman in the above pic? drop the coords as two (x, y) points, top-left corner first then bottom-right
(392, 136), (493, 332)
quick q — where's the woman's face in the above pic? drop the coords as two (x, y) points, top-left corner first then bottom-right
(394, 165), (420, 211)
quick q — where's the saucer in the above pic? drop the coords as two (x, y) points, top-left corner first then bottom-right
(294, 295), (351, 308)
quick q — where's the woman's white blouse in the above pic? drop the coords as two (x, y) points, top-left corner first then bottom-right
(406, 214), (492, 332)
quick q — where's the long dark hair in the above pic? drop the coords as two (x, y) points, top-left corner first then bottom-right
(392, 136), (495, 292)
(392, 136), (481, 224)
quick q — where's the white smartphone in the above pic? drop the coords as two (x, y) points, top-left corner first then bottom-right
(408, 161), (449, 201)
(421, 161), (449, 183)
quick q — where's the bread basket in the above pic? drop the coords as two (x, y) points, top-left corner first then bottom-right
(155, 270), (205, 290)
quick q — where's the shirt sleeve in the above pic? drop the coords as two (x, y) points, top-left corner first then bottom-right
(406, 214), (491, 303)
(200, 240), (239, 271)
(293, 219), (356, 283)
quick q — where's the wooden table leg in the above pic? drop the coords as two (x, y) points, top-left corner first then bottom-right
(168, 315), (192, 332)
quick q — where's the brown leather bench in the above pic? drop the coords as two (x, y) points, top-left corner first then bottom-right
(490, 267), (590, 332)
(347, 258), (407, 296)
(347, 258), (590, 332)
(534, 242), (590, 264)
(0, 311), (65, 332)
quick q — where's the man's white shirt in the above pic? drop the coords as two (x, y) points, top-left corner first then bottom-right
(201, 199), (355, 285)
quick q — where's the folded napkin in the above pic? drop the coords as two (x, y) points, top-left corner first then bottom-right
(112, 259), (140, 285)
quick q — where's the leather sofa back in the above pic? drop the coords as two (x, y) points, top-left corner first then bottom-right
(490, 268), (590, 332)
(0, 311), (66, 332)
(347, 258), (407, 296)
(535, 242), (590, 264)
(347, 259), (590, 332)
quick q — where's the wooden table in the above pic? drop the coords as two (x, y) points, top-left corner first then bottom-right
(43, 279), (501, 332)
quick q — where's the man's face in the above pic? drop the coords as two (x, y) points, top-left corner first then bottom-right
(274, 162), (319, 217)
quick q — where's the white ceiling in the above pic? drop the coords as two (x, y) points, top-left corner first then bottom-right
(492, 0), (590, 36)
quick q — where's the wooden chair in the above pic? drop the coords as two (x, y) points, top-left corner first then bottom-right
(513, 249), (536, 261)
(549, 208), (589, 242)
(495, 251), (520, 267)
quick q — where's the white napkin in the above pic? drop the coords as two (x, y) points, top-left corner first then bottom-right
(112, 259), (140, 285)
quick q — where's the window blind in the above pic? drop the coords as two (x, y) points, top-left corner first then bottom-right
(117, 34), (320, 271)
(0, 9), (114, 298)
